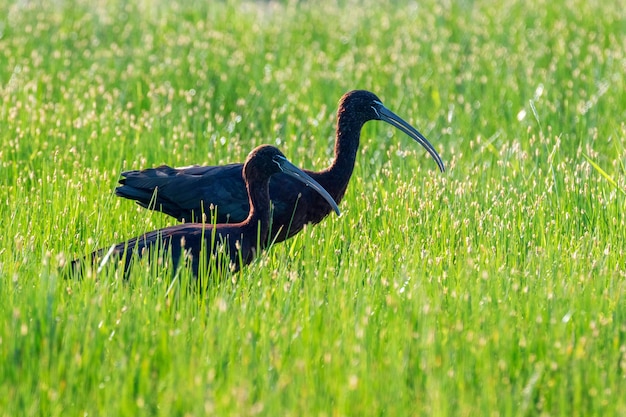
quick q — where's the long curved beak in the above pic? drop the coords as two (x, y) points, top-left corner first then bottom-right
(376, 104), (446, 172)
(274, 156), (341, 216)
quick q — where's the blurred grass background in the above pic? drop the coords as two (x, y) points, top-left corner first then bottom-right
(1, 0), (625, 415)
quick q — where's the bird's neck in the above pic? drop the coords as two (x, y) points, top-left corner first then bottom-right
(324, 116), (363, 194)
(244, 178), (272, 242)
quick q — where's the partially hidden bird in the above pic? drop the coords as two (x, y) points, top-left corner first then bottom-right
(74, 145), (340, 277)
(115, 90), (445, 243)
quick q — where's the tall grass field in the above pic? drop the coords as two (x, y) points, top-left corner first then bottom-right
(1, 0), (625, 415)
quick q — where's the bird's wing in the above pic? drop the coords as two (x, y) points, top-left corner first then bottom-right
(116, 163), (250, 223)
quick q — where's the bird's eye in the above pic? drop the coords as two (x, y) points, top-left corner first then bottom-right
(272, 156), (285, 169)
(371, 105), (381, 118)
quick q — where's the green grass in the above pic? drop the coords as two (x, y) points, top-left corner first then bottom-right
(1, 0), (626, 415)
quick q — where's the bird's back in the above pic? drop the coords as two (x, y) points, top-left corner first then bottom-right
(116, 163), (346, 242)
(79, 221), (264, 278)
(116, 163), (249, 223)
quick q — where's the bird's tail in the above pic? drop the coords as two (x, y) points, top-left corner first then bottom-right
(115, 166), (179, 212)
(67, 231), (179, 280)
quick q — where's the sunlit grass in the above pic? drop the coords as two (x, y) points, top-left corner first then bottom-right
(1, 0), (625, 415)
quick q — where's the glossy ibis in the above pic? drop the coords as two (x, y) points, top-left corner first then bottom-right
(75, 145), (340, 277)
(116, 90), (445, 242)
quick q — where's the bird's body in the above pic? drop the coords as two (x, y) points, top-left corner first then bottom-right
(76, 145), (340, 277)
(94, 223), (255, 277)
(116, 90), (445, 243)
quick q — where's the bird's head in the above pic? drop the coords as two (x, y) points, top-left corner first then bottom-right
(243, 145), (341, 216)
(338, 90), (445, 172)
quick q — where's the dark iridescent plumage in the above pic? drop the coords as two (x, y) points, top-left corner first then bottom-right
(116, 90), (445, 242)
(76, 145), (340, 276)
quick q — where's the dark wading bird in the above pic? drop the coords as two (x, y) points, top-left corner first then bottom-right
(116, 90), (445, 243)
(74, 145), (340, 277)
